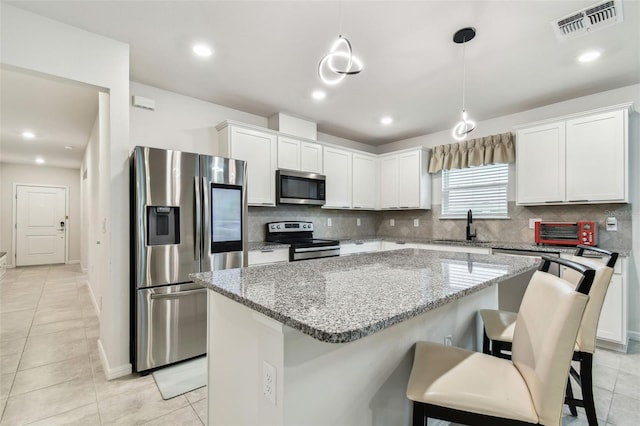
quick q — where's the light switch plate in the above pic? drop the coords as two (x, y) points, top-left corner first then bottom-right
(413, 219), (419, 227)
(356, 218), (361, 227)
(390, 219), (395, 227)
(529, 218), (542, 230)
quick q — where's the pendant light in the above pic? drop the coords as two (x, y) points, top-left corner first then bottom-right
(318, 2), (363, 85)
(452, 27), (476, 141)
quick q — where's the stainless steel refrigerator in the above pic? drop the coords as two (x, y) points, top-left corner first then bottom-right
(130, 146), (247, 373)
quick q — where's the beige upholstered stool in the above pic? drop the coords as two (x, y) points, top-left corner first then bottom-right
(407, 256), (595, 426)
(480, 246), (618, 426)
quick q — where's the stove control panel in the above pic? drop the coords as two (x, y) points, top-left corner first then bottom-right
(267, 221), (314, 233)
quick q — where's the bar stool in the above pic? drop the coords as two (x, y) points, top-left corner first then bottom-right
(480, 246), (618, 426)
(407, 256), (595, 426)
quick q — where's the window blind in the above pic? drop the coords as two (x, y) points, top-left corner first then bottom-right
(442, 163), (509, 218)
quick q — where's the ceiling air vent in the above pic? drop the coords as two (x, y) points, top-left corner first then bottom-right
(551, 0), (623, 41)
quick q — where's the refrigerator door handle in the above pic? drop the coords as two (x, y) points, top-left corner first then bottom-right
(194, 176), (201, 261)
(202, 176), (210, 258)
(150, 288), (207, 299)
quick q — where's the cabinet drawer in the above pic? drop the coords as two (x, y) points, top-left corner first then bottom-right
(340, 241), (381, 256)
(248, 249), (289, 266)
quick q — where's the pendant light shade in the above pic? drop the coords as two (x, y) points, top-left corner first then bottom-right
(452, 27), (476, 141)
(318, 35), (363, 85)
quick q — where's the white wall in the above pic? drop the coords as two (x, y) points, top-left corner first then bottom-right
(130, 82), (267, 153)
(0, 163), (81, 266)
(1, 3), (131, 378)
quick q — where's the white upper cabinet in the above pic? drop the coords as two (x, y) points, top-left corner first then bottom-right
(565, 110), (626, 202)
(323, 146), (353, 209)
(516, 104), (631, 205)
(352, 153), (378, 209)
(277, 136), (323, 173)
(379, 155), (399, 208)
(379, 149), (431, 210)
(516, 121), (566, 204)
(216, 122), (278, 206)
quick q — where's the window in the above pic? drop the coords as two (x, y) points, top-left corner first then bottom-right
(441, 163), (509, 218)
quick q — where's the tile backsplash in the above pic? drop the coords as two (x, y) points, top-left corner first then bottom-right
(375, 202), (632, 250)
(248, 202), (632, 250)
(248, 205), (377, 242)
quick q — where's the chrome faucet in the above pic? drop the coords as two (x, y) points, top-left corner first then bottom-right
(466, 209), (476, 241)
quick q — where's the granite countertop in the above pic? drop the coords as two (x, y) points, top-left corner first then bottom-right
(191, 249), (539, 343)
(249, 236), (629, 256)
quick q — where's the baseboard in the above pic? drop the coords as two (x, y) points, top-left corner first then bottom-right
(628, 330), (640, 342)
(66, 260), (80, 265)
(97, 339), (132, 380)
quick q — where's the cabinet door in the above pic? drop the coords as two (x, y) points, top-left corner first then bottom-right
(566, 110), (625, 202)
(300, 142), (323, 173)
(230, 126), (277, 206)
(397, 151), (420, 207)
(352, 153), (377, 209)
(379, 155), (399, 208)
(596, 274), (624, 343)
(323, 147), (352, 208)
(277, 136), (300, 170)
(516, 122), (566, 204)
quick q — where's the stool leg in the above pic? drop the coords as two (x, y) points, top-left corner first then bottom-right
(581, 353), (598, 426)
(482, 329), (491, 355)
(412, 401), (425, 426)
(566, 379), (578, 416)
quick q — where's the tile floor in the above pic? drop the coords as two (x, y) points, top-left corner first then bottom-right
(1, 264), (639, 425)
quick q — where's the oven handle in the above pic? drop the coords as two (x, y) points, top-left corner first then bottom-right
(293, 246), (340, 253)
(150, 288), (207, 299)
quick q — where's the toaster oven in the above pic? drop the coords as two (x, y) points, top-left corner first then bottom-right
(535, 221), (597, 246)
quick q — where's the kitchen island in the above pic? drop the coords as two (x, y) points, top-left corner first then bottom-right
(191, 248), (539, 426)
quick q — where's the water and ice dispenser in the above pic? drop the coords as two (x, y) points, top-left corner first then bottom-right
(147, 206), (180, 245)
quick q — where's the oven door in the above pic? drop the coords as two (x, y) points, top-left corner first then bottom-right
(135, 282), (206, 372)
(290, 245), (340, 261)
(277, 169), (326, 206)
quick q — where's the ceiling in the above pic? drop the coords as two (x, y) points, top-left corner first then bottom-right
(1, 0), (639, 168)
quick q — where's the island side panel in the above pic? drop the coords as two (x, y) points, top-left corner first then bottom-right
(207, 290), (285, 426)
(282, 285), (498, 426)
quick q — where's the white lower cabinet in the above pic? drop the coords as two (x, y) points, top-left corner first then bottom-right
(417, 244), (491, 255)
(381, 241), (419, 251)
(340, 241), (381, 256)
(248, 248), (289, 266)
(561, 253), (628, 348)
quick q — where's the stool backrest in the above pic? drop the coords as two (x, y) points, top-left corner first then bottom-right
(562, 256), (615, 353)
(511, 260), (592, 425)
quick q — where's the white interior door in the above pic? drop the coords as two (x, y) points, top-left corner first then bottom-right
(16, 185), (67, 266)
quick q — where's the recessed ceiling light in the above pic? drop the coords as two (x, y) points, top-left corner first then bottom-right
(380, 117), (393, 125)
(22, 131), (35, 139)
(312, 90), (326, 100)
(578, 50), (601, 63)
(192, 44), (213, 57)
(35, 157), (45, 164)
(64, 146), (73, 150)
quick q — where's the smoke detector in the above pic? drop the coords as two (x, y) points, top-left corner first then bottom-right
(551, 0), (623, 41)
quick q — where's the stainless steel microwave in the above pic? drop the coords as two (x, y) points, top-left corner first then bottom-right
(276, 169), (326, 205)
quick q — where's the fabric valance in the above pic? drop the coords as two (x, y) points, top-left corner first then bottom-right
(427, 132), (515, 173)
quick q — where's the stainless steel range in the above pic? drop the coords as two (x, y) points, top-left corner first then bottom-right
(266, 221), (340, 261)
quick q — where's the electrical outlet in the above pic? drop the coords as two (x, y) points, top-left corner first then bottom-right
(444, 335), (453, 346)
(263, 361), (276, 405)
(327, 218), (332, 227)
(357, 218), (361, 227)
(390, 219), (395, 227)
(413, 219), (419, 227)
(529, 218), (541, 230)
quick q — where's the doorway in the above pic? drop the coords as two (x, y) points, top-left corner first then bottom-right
(14, 184), (68, 266)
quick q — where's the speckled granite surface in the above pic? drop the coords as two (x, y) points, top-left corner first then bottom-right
(192, 249), (539, 343)
(249, 237), (630, 256)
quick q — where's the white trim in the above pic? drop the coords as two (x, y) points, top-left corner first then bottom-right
(512, 102), (634, 130)
(628, 330), (640, 342)
(97, 339), (132, 380)
(12, 183), (70, 267)
(66, 260), (80, 264)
